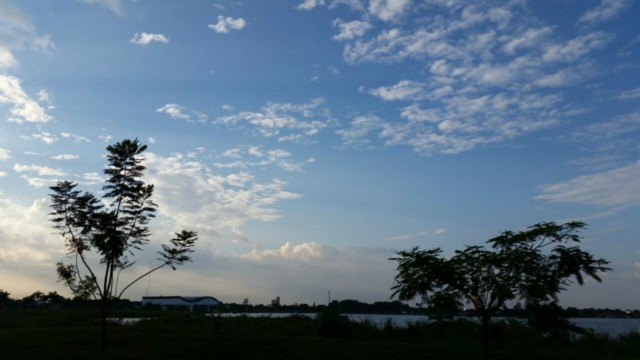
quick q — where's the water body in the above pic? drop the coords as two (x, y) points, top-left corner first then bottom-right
(219, 313), (640, 336)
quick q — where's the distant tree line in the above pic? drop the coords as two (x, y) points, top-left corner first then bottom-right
(2, 289), (639, 319)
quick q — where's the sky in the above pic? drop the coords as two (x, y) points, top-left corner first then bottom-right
(0, 0), (639, 309)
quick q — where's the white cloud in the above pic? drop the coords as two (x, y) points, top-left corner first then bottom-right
(332, 19), (372, 41)
(241, 242), (322, 262)
(536, 161), (640, 209)
(21, 132), (58, 144)
(130, 32), (170, 46)
(208, 16), (246, 34)
(368, 0), (411, 22)
(578, 0), (630, 25)
(0, 49), (17, 70)
(60, 132), (91, 142)
(51, 154), (79, 160)
(0, 172), (7, 177)
(215, 98), (335, 142)
(156, 103), (207, 124)
(368, 80), (425, 101)
(144, 152), (301, 241)
(13, 164), (65, 177)
(148, 137), (156, 144)
(0, 75), (53, 123)
(0, 148), (11, 160)
(297, 0), (325, 10)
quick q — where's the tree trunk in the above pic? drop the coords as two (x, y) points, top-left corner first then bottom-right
(482, 314), (490, 360)
(100, 297), (108, 356)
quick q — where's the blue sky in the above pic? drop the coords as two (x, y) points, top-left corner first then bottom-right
(0, 0), (639, 308)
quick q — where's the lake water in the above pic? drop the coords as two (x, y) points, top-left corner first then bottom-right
(217, 313), (640, 336)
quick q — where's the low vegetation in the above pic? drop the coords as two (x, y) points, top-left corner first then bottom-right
(1, 307), (639, 359)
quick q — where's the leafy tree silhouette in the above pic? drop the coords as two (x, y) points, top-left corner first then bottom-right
(49, 138), (197, 355)
(390, 221), (610, 360)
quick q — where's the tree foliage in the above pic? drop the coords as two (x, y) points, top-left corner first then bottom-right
(49, 138), (197, 354)
(390, 221), (611, 359)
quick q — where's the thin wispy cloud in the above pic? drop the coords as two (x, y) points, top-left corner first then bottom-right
(536, 161), (640, 209)
(578, 0), (630, 25)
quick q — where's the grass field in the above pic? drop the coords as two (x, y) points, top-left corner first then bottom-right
(1, 309), (639, 359)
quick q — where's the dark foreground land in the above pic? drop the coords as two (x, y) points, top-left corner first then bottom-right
(1, 309), (639, 360)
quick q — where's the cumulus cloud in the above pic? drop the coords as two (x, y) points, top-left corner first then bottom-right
(0, 194), (63, 296)
(215, 98), (335, 142)
(578, 0), (630, 25)
(130, 32), (170, 46)
(209, 16), (246, 34)
(0, 76), (53, 123)
(536, 161), (640, 209)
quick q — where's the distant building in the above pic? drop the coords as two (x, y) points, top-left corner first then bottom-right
(271, 296), (280, 306)
(141, 296), (220, 312)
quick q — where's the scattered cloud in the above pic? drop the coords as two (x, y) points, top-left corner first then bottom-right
(51, 154), (79, 160)
(156, 103), (208, 124)
(332, 19), (372, 41)
(241, 241), (322, 262)
(215, 146), (316, 172)
(296, 0), (325, 11)
(13, 164), (65, 177)
(130, 32), (170, 46)
(0, 172), (7, 177)
(0, 75), (53, 123)
(536, 161), (640, 209)
(20, 132), (58, 144)
(368, 0), (411, 22)
(215, 98), (336, 142)
(144, 152), (302, 242)
(0, 148), (11, 160)
(60, 132), (91, 142)
(209, 16), (246, 34)
(367, 80), (425, 101)
(578, 0), (630, 25)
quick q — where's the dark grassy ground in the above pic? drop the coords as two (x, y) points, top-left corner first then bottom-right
(0, 309), (639, 359)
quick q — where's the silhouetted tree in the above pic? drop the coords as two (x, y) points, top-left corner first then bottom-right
(49, 138), (197, 355)
(390, 221), (610, 360)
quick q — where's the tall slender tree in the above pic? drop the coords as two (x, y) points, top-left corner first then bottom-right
(50, 139), (197, 355)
